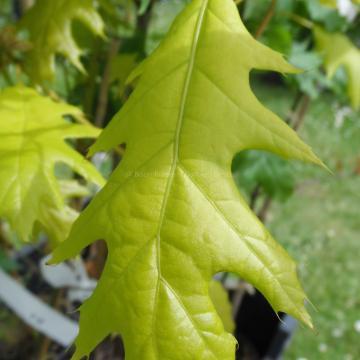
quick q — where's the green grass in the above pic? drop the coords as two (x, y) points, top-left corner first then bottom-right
(257, 88), (360, 359)
(273, 177), (360, 360)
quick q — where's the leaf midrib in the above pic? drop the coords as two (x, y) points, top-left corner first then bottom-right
(150, 0), (209, 351)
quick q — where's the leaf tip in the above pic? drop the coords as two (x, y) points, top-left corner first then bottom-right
(45, 255), (57, 266)
(47, 247), (67, 265)
(301, 145), (328, 172)
(283, 61), (303, 75)
(311, 155), (332, 174)
(293, 303), (313, 330)
(87, 144), (98, 157)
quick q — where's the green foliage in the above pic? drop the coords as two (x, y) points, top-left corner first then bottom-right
(280, 99), (360, 359)
(110, 53), (138, 94)
(19, 0), (104, 83)
(0, 86), (104, 244)
(51, 0), (323, 358)
(98, 0), (137, 38)
(287, 42), (329, 99)
(1, 0), (358, 358)
(138, 0), (151, 15)
(314, 27), (360, 110)
(0, 26), (30, 71)
(209, 280), (235, 333)
(233, 151), (295, 201)
(0, 249), (18, 272)
(33, 180), (90, 247)
(261, 22), (293, 54)
(303, 0), (348, 32)
(146, 0), (190, 54)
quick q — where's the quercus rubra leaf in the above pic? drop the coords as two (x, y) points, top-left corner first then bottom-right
(34, 181), (90, 246)
(110, 53), (138, 95)
(19, 0), (104, 83)
(0, 86), (104, 243)
(209, 280), (235, 334)
(36, 199), (78, 247)
(51, 0), (323, 358)
(314, 26), (360, 110)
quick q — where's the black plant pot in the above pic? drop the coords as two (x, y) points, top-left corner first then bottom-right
(234, 290), (298, 360)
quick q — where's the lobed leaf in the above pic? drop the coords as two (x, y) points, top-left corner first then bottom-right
(33, 180), (91, 247)
(51, 0), (323, 358)
(209, 280), (235, 334)
(0, 86), (104, 243)
(19, 0), (104, 83)
(314, 26), (360, 110)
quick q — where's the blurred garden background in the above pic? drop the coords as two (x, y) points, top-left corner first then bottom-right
(0, 0), (359, 359)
